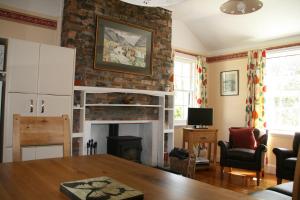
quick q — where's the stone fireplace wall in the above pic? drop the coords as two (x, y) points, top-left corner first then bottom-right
(61, 0), (173, 91)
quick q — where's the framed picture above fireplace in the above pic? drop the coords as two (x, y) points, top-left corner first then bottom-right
(94, 16), (153, 76)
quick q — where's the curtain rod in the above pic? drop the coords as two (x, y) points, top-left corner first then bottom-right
(206, 42), (300, 63)
(266, 42), (300, 51)
(174, 49), (199, 57)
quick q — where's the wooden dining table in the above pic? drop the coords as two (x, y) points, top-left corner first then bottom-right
(0, 154), (255, 200)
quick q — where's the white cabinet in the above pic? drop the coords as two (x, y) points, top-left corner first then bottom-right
(3, 38), (75, 163)
(22, 145), (63, 161)
(5, 93), (37, 147)
(35, 145), (63, 159)
(22, 147), (36, 161)
(7, 39), (39, 93)
(37, 95), (72, 117)
(7, 40), (75, 95)
(38, 44), (74, 95)
(4, 93), (72, 148)
(3, 148), (12, 163)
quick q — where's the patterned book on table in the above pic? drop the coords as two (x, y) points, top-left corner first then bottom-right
(60, 176), (144, 200)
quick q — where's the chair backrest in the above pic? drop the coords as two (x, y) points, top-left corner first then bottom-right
(293, 133), (300, 155)
(254, 129), (268, 146)
(13, 114), (71, 162)
(229, 127), (268, 146)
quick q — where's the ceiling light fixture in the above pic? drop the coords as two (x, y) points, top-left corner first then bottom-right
(220, 0), (263, 15)
(120, 0), (186, 7)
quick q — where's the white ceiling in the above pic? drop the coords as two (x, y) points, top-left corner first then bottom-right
(166, 0), (300, 55)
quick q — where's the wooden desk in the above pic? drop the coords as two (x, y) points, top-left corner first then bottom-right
(0, 155), (254, 200)
(183, 128), (218, 167)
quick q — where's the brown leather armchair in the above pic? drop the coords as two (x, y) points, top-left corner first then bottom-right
(273, 132), (300, 184)
(218, 128), (268, 186)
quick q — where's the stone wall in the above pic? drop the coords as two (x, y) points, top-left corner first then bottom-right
(85, 107), (159, 121)
(61, 0), (173, 91)
(84, 93), (159, 120)
(86, 93), (159, 105)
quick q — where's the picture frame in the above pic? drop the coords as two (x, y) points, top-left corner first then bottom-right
(220, 70), (239, 96)
(94, 16), (153, 76)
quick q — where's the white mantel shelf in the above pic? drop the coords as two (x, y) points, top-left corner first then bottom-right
(74, 86), (174, 96)
(86, 120), (157, 124)
(85, 103), (161, 107)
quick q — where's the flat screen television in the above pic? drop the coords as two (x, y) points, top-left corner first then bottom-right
(187, 108), (213, 128)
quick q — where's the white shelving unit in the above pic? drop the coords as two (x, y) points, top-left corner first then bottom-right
(72, 86), (174, 167)
(72, 89), (85, 156)
(162, 94), (175, 167)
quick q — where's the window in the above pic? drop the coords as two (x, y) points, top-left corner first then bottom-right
(174, 54), (196, 124)
(265, 47), (300, 132)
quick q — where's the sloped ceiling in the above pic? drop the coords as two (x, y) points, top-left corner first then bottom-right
(166, 0), (300, 55)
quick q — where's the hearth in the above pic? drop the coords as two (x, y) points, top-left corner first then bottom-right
(107, 124), (142, 163)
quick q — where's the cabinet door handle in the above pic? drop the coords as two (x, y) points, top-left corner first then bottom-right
(41, 100), (45, 113)
(30, 99), (33, 113)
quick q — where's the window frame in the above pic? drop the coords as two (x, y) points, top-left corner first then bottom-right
(173, 54), (197, 126)
(265, 47), (300, 134)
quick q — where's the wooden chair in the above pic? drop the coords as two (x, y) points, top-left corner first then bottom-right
(293, 147), (300, 200)
(13, 114), (71, 162)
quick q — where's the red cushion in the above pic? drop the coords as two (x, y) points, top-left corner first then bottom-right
(229, 128), (257, 149)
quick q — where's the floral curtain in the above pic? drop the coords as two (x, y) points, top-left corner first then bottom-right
(194, 56), (208, 108)
(245, 49), (267, 128)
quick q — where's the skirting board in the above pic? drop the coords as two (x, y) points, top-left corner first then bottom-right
(264, 164), (276, 174)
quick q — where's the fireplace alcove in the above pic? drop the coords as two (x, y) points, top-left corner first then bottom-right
(72, 86), (174, 167)
(88, 122), (152, 165)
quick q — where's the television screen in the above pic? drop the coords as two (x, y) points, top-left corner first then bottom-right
(187, 108), (213, 126)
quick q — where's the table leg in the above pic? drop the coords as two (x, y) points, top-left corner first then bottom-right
(213, 142), (217, 167)
(208, 143), (211, 162)
(188, 140), (193, 153)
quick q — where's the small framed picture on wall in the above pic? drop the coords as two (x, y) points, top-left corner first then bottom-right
(220, 70), (239, 96)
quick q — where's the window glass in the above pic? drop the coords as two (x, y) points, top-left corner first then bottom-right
(265, 48), (300, 132)
(174, 55), (196, 122)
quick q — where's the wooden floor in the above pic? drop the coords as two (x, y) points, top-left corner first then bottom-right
(194, 165), (285, 195)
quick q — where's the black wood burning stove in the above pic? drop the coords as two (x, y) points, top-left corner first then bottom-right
(107, 124), (142, 163)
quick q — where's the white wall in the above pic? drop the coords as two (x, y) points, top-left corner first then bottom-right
(0, 0), (63, 17)
(172, 19), (206, 54)
(0, 0), (63, 45)
(208, 58), (248, 142)
(172, 19), (207, 148)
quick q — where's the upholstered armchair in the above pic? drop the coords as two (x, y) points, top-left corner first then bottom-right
(218, 128), (268, 186)
(273, 132), (300, 184)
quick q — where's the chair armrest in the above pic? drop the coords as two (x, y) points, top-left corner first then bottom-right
(218, 141), (230, 150)
(218, 141), (230, 161)
(254, 144), (267, 170)
(254, 144), (267, 158)
(273, 148), (295, 177)
(273, 148), (295, 160)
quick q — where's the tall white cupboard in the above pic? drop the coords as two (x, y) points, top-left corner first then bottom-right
(2, 38), (75, 162)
